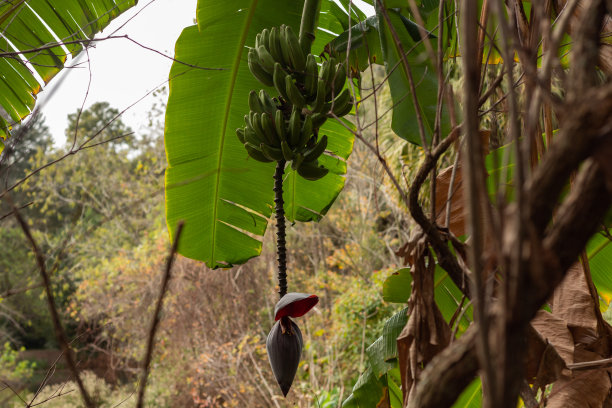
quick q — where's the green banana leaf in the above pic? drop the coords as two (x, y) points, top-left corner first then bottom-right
(164, 0), (356, 267)
(342, 309), (406, 407)
(383, 266), (472, 331)
(324, 15), (384, 74)
(343, 264), (474, 407)
(586, 231), (612, 307)
(342, 366), (387, 408)
(0, 0), (137, 146)
(376, 5), (444, 146)
(453, 378), (482, 408)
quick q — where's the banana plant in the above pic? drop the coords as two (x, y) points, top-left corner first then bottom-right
(164, 0), (434, 269)
(0, 0), (137, 150)
(164, 0), (360, 268)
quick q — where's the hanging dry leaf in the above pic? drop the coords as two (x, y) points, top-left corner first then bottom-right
(531, 310), (575, 365)
(547, 349), (612, 407)
(397, 248), (451, 406)
(435, 165), (466, 237)
(553, 263), (602, 349)
(526, 312), (572, 390)
(537, 260), (612, 406)
(434, 129), (490, 239)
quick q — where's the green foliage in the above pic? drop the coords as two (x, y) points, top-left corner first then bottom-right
(586, 230), (612, 309)
(0, 102), (164, 349)
(0, 342), (36, 383)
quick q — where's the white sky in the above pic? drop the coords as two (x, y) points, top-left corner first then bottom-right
(37, 0), (372, 144)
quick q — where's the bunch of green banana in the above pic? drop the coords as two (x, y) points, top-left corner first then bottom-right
(243, 26), (356, 181)
(247, 26), (353, 117)
(235, 90), (330, 181)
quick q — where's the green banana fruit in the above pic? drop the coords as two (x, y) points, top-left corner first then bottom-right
(248, 49), (274, 86)
(334, 100), (353, 117)
(244, 125), (264, 146)
(291, 152), (304, 171)
(297, 161), (329, 181)
(257, 45), (276, 73)
(331, 89), (351, 116)
(275, 109), (287, 142)
(300, 114), (313, 141)
(288, 107), (301, 147)
(281, 140), (294, 161)
(273, 63), (290, 102)
(285, 75), (305, 108)
(304, 54), (318, 98)
(310, 78), (326, 113)
(331, 88), (351, 116)
(247, 112), (257, 132)
(319, 59), (331, 87)
(332, 62), (347, 96)
(245, 113), (255, 134)
(295, 129), (313, 152)
(303, 134), (327, 162)
(255, 33), (262, 49)
(324, 58), (337, 98)
(245, 143), (273, 163)
(259, 89), (277, 114)
(279, 25), (294, 69)
(261, 112), (280, 147)
(236, 127), (246, 144)
(285, 25), (306, 71)
(251, 112), (270, 145)
(261, 28), (270, 51)
(248, 90), (264, 113)
(261, 143), (284, 161)
(311, 113), (327, 129)
(268, 27), (284, 64)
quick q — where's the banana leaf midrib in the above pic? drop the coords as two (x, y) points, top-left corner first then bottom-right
(208, 2), (260, 265)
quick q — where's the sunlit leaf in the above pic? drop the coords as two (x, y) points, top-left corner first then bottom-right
(452, 378), (482, 408)
(0, 0), (137, 139)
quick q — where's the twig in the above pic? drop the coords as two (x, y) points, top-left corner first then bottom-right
(0, 72), (181, 199)
(247, 350), (282, 408)
(0, 380), (27, 405)
(461, 0), (497, 404)
(135, 221), (185, 408)
(0, 201), (32, 221)
(11, 200), (94, 408)
(0, 34), (224, 72)
(567, 357), (612, 371)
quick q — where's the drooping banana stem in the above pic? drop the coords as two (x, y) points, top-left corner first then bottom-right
(274, 159), (287, 298)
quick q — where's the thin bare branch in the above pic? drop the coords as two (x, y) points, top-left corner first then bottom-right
(11, 200), (94, 408)
(135, 221), (185, 408)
